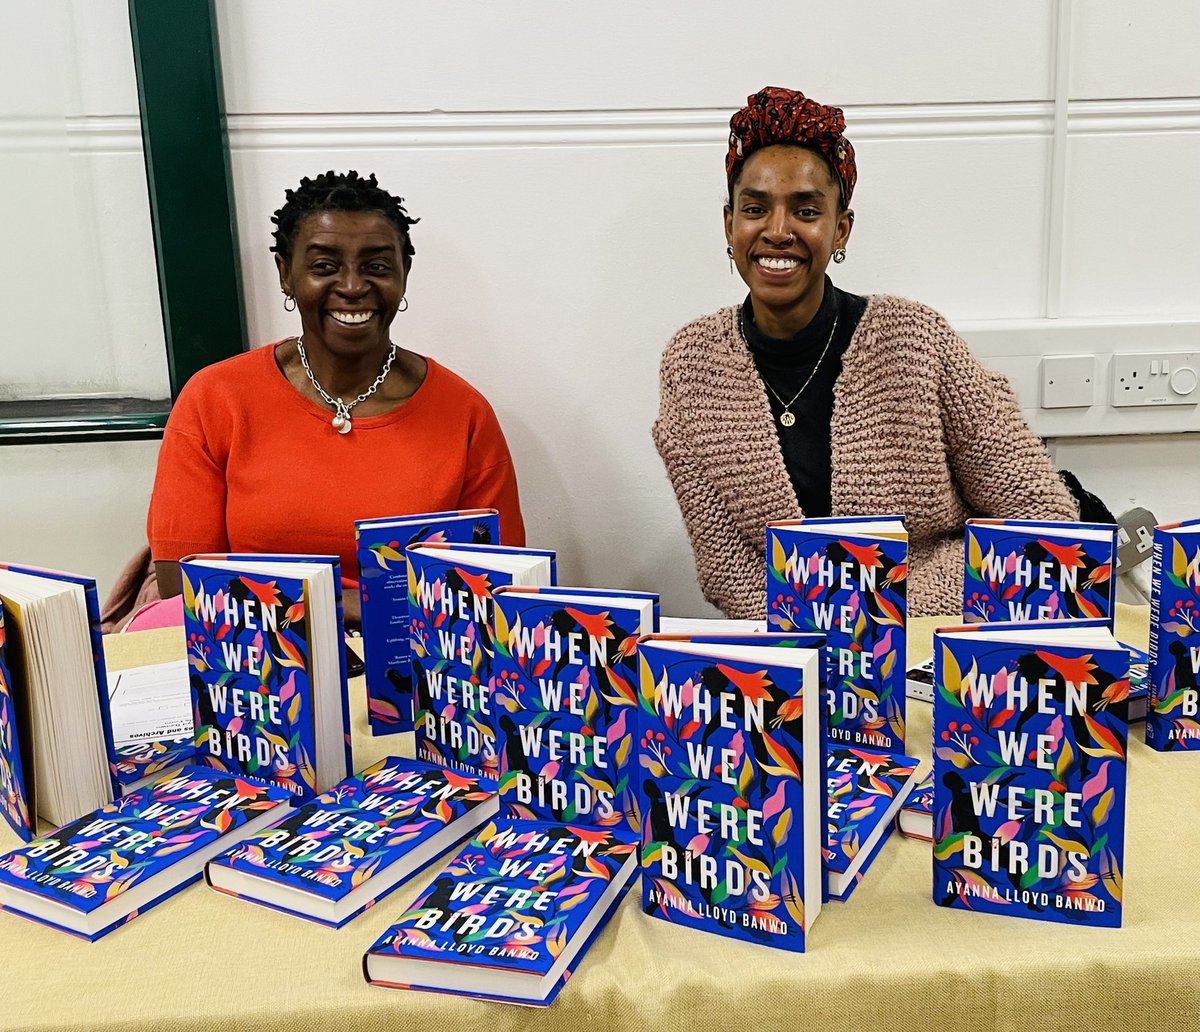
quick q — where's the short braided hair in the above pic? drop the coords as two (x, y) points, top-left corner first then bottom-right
(270, 170), (419, 263)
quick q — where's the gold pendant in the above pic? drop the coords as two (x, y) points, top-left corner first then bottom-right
(779, 410), (796, 428)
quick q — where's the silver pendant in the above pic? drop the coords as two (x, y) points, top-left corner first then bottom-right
(332, 400), (352, 434)
(779, 410), (796, 428)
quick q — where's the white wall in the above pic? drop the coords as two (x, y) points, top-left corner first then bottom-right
(3, 1), (1198, 611)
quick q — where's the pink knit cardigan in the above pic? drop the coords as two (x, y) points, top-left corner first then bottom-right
(653, 295), (1079, 618)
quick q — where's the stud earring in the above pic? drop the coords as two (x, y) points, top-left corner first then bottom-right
(832, 248), (847, 264)
(283, 293), (297, 312)
(727, 245), (735, 274)
(398, 296), (408, 312)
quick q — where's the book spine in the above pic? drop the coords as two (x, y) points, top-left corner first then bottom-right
(1146, 529), (1200, 751)
(357, 532), (416, 734)
(1146, 529), (1169, 750)
(82, 581), (120, 801)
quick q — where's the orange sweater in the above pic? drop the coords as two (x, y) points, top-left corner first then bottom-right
(148, 344), (525, 583)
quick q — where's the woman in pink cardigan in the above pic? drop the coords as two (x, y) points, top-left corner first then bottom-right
(653, 86), (1078, 619)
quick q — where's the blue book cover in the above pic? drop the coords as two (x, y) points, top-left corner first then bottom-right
(963, 519), (1118, 625)
(636, 636), (824, 952)
(824, 745), (920, 900)
(362, 818), (638, 1006)
(112, 737), (196, 796)
(491, 587), (659, 834)
(933, 621), (1128, 927)
(207, 756), (498, 927)
(1146, 518), (1200, 751)
(0, 608), (32, 840)
(898, 770), (934, 841)
(766, 516), (908, 751)
(356, 509), (500, 734)
(182, 554), (351, 800)
(0, 766), (291, 940)
(407, 543), (556, 779)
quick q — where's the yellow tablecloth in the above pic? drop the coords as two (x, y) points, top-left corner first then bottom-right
(2, 607), (1198, 1032)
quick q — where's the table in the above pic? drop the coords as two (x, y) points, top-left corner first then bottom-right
(2, 606), (1198, 1032)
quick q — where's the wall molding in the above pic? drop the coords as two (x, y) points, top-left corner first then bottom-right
(6, 98), (1198, 155)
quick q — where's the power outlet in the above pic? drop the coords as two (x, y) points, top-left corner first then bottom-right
(1111, 352), (1200, 408)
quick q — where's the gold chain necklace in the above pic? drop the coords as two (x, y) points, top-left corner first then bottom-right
(738, 306), (839, 428)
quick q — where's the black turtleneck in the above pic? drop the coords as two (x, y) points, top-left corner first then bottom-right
(739, 277), (867, 517)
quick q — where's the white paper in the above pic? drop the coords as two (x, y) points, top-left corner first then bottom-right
(107, 659), (193, 746)
(657, 616), (766, 635)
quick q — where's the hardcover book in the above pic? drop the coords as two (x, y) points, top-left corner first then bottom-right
(824, 746), (920, 900)
(112, 737), (196, 796)
(0, 766), (291, 940)
(897, 770), (934, 842)
(181, 554), (352, 800)
(766, 516), (908, 751)
(492, 586), (659, 834)
(1146, 517), (1200, 751)
(933, 620), (1128, 927)
(963, 519), (1118, 624)
(407, 543), (556, 779)
(356, 509), (500, 734)
(206, 756), (499, 927)
(637, 634), (824, 952)
(363, 818), (637, 1006)
(1123, 644), (1149, 724)
(0, 609), (32, 840)
(0, 563), (114, 834)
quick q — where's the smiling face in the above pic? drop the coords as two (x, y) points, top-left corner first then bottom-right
(725, 144), (853, 337)
(275, 209), (409, 362)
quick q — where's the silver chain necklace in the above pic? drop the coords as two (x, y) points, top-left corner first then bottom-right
(737, 306), (839, 428)
(295, 335), (398, 434)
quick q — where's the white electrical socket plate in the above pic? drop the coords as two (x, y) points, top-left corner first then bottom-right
(1110, 352), (1200, 408)
(1041, 354), (1096, 409)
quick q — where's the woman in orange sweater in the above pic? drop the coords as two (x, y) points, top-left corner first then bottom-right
(140, 170), (525, 626)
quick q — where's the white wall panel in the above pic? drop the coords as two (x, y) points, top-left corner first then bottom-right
(66, 0), (143, 115)
(0, 441), (160, 599)
(833, 136), (1050, 320)
(1071, 1), (1200, 100)
(1053, 435), (1200, 524)
(215, 1), (1054, 113)
(1060, 131), (1200, 317)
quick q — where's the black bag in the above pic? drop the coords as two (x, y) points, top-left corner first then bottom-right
(1057, 469), (1117, 525)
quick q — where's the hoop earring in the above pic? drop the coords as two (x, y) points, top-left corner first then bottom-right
(726, 246), (735, 274)
(398, 296), (408, 312)
(283, 293), (297, 312)
(832, 248), (847, 264)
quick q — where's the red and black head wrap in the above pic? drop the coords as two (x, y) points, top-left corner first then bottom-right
(726, 86), (857, 208)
